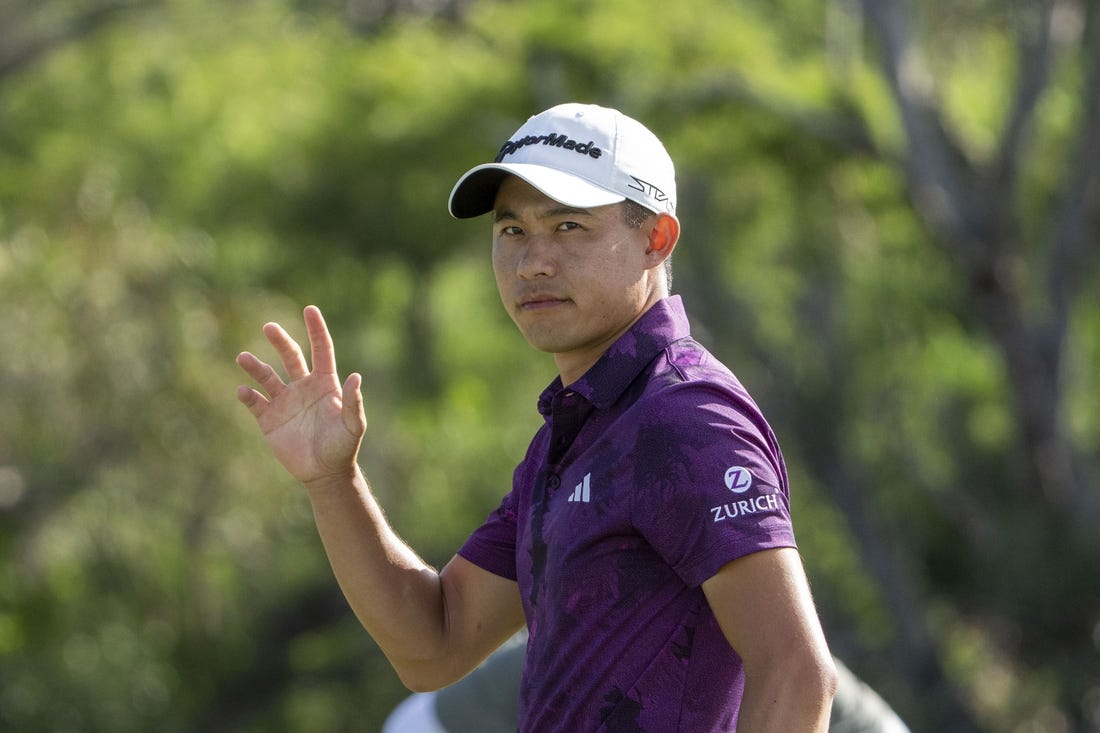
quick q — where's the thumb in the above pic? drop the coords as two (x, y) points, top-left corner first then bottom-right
(342, 373), (367, 436)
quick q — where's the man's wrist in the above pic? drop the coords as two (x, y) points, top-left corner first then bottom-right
(303, 463), (365, 498)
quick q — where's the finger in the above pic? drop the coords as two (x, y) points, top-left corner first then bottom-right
(342, 372), (367, 436)
(236, 384), (270, 417)
(303, 305), (337, 376)
(236, 351), (287, 398)
(263, 321), (310, 380)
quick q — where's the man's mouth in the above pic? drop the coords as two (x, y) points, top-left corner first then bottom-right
(518, 294), (569, 311)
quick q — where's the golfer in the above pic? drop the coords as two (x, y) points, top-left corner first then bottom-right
(237, 102), (836, 731)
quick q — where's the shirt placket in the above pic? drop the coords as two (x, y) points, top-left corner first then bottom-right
(544, 390), (595, 491)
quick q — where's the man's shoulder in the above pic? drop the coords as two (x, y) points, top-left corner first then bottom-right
(639, 338), (746, 404)
(625, 342), (776, 443)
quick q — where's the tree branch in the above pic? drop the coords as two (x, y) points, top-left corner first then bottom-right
(1038, 1), (1100, 519)
(994, 1), (1062, 198)
(1047, 1), (1100, 339)
(858, 0), (981, 245)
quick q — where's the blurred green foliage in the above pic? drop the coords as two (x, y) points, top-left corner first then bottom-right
(1, 0), (1097, 731)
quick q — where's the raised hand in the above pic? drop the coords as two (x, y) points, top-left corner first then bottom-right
(236, 305), (366, 487)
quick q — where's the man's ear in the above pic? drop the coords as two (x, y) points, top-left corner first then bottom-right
(645, 213), (680, 263)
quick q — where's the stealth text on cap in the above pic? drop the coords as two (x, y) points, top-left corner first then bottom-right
(495, 132), (604, 163)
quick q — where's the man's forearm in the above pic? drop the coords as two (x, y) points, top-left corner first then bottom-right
(304, 466), (450, 679)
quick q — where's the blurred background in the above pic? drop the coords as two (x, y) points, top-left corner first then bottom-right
(1, 0), (1098, 731)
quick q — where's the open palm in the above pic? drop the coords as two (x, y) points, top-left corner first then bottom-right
(236, 306), (366, 486)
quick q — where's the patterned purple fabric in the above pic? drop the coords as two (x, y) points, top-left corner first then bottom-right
(458, 296), (797, 732)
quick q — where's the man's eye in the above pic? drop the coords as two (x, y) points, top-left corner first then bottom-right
(557, 221), (581, 232)
(501, 226), (523, 236)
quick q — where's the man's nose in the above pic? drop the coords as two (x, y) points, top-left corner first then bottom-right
(516, 235), (557, 279)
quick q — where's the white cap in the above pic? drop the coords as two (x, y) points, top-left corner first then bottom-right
(448, 103), (677, 219)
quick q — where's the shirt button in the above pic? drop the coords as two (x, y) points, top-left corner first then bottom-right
(547, 474), (561, 489)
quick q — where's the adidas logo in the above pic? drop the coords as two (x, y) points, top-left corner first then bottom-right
(567, 473), (592, 503)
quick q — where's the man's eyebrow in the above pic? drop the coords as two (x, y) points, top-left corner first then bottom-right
(541, 206), (592, 219)
(493, 206), (592, 223)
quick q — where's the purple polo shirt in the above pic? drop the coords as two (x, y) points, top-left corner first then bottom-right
(458, 295), (796, 732)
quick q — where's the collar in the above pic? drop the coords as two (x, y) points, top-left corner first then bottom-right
(537, 295), (691, 415)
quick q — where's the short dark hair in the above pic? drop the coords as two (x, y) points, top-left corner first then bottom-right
(621, 199), (654, 229)
(621, 200), (673, 290)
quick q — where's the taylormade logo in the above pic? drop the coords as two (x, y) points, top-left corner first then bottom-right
(495, 132), (604, 163)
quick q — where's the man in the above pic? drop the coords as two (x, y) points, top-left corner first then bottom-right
(236, 103), (836, 731)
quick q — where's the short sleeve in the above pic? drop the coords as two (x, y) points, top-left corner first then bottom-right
(457, 490), (519, 581)
(629, 383), (796, 588)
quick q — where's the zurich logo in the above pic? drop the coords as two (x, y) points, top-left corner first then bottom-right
(724, 467), (753, 493)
